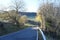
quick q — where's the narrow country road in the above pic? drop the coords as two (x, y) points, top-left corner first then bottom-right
(0, 27), (46, 40)
(0, 27), (37, 40)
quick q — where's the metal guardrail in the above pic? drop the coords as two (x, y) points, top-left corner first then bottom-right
(38, 27), (46, 40)
(32, 27), (46, 40)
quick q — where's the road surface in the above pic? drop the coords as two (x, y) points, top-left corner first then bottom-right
(0, 27), (37, 40)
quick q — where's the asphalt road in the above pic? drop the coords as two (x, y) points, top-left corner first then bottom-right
(0, 27), (37, 40)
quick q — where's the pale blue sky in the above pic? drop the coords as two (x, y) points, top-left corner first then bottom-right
(24, 0), (40, 12)
(0, 0), (60, 12)
(0, 0), (40, 12)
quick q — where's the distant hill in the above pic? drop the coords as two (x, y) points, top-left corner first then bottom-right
(19, 12), (37, 18)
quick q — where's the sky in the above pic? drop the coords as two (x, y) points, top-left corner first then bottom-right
(24, 0), (40, 12)
(0, 0), (40, 12)
(0, 0), (60, 12)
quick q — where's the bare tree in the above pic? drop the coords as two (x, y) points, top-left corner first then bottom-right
(10, 0), (25, 13)
(38, 1), (60, 35)
(8, 0), (25, 27)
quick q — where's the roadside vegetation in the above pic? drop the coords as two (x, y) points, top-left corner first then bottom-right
(37, 1), (60, 40)
(0, 0), (28, 36)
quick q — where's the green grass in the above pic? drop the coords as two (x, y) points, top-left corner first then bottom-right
(45, 22), (51, 27)
(24, 23), (36, 26)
